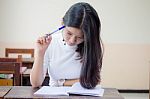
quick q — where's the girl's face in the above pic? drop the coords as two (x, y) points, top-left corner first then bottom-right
(63, 26), (84, 46)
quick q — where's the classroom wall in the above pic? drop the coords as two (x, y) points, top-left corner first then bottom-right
(0, 0), (150, 89)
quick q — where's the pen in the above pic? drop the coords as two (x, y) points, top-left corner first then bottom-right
(46, 26), (65, 36)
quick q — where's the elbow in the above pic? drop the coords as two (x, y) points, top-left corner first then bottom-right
(30, 75), (42, 88)
(31, 83), (41, 88)
(30, 79), (42, 88)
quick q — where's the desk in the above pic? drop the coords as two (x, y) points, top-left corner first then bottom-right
(21, 58), (34, 85)
(22, 69), (50, 86)
(22, 69), (32, 86)
(0, 86), (12, 99)
(4, 86), (124, 99)
(22, 69), (31, 77)
(22, 58), (34, 69)
(23, 69), (49, 77)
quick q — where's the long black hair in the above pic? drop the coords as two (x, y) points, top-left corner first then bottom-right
(63, 2), (103, 89)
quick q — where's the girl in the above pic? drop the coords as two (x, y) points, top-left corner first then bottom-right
(30, 2), (103, 89)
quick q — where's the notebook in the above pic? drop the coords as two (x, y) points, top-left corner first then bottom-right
(34, 82), (104, 97)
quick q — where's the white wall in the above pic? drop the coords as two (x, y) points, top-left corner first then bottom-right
(0, 0), (150, 89)
(0, 0), (150, 44)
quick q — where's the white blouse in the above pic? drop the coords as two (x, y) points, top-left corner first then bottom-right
(43, 32), (82, 86)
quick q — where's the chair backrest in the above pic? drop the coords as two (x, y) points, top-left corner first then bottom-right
(0, 62), (21, 86)
(0, 57), (22, 63)
(5, 48), (34, 58)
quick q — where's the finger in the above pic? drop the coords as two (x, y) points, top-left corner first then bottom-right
(37, 37), (42, 44)
(41, 37), (46, 44)
(46, 36), (52, 43)
(37, 39), (41, 44)
(37, 37), (44, 44)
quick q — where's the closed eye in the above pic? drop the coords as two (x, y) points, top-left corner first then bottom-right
(77, 37), (83, 39)
(67, 32), (72, 35)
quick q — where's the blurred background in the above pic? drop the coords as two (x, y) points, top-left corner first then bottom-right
(0, 0), (149, 91)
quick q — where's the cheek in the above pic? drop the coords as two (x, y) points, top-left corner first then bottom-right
(64, 33), (70, 41)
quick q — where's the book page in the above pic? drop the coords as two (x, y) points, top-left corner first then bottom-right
(68, 82), (104, 96)
(34, 82), (104, 97)
(34, 86), (71, 96)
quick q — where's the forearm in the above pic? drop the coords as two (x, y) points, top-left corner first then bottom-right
(30, 52), (45, 87)
(30, 35), (51, 87)
(63, 79), (79, 86)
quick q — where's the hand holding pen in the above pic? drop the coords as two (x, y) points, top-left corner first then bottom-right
(36, 26), (65, 53)
(45, 26), (65, 37)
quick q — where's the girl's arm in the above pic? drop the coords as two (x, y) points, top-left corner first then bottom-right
(30, 36), (52, 88)
(30, 51), (45, 88)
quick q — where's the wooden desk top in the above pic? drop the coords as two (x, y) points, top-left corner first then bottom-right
(4, 86), (124, 99)
(22, 69), (31, 75)
(22, 58), (34, 68)
(0, 86), (12, 98)
(22, 58), (34, 63)
(22, 69), (49, 77)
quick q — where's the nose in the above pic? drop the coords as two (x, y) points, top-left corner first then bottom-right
(69, 36), (76, 44)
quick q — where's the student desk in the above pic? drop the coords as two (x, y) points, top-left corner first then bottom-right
(22, 69), (50, 86)
(0, 86), (12, 99)
(22, 58), (34, 69)
(3, 86), (124, 99)
(21, 58), (34, 85)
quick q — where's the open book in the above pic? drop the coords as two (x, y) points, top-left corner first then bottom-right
(34, 82), (104, 97)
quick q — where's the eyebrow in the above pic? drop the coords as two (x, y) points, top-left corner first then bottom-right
(65, 28), (73, 34)
(65, 28), (83, 37)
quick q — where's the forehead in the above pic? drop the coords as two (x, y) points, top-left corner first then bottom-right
(65, 26), (84, 36)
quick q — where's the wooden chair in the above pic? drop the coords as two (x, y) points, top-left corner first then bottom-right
(4, 48), (34, 86)
(0, 57), (22, 63)
(5, 48), (34, 58)
(5, 48), (34, 68)
(0, 62), (21, 86)
(0, 57), (25, 86)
